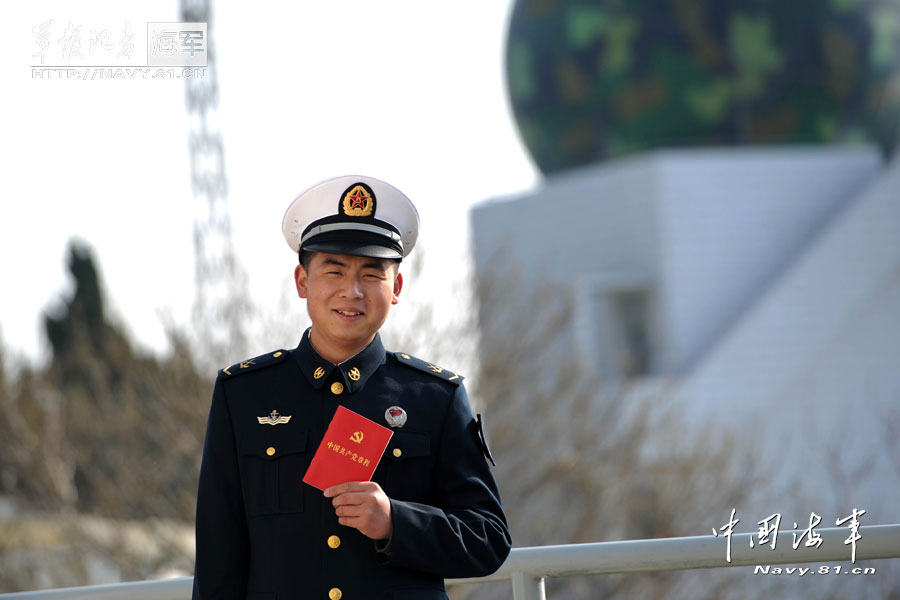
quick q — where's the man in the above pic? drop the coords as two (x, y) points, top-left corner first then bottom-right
(193, 175), (511, 600)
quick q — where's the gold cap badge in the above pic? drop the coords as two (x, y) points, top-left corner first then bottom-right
(341, 183), (375, 217)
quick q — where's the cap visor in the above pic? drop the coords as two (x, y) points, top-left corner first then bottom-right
(302, 241), (402, 260)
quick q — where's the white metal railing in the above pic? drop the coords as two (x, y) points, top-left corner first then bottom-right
(2, 524), (898, 600)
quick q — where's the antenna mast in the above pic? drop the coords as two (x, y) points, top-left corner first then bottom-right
(180, 0), (249, 367)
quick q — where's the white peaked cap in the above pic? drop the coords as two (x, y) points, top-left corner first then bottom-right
(282, 175), (420, 260)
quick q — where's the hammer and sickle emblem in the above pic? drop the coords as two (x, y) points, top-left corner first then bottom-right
(350, 431), (364, 444)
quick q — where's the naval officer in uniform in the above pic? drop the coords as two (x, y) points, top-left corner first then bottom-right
(192, 175), (511, 600)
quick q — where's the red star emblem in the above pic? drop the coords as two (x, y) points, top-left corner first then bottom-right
(348, 189), (368, 209)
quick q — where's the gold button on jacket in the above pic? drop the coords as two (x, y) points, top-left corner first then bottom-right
(330, 382), (344, 395)
(266, 446), (276, 456)
(328, 587), (342, 600)
(327, 535), (341, 549)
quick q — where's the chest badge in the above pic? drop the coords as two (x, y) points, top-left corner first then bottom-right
(384, 406), (407, 428)
(258, 409), (292, 426)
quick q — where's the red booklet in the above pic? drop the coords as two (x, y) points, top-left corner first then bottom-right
(303, 405), (394, 491)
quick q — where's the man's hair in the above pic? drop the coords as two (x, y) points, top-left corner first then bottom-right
(299, 251), (400, 272)
(299, 250), (314, 272)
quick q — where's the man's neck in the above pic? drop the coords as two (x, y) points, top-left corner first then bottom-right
(308, 329), (374, 365)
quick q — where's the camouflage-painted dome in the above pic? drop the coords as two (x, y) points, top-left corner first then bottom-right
(506, 0), (900, 174)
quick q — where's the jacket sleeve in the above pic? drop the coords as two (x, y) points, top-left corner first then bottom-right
(192, 378), (250, 600)
(381, 384), (511, 577)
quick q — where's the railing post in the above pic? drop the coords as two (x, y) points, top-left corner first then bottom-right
(511, 571), (545, 600)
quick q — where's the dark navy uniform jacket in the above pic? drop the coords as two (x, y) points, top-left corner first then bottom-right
(193, 330), (511, 600)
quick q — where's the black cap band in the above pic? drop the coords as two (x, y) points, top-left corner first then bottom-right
(299, 217), (404, 259)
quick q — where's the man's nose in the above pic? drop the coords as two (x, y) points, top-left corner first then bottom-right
(340, 275), (364, 298)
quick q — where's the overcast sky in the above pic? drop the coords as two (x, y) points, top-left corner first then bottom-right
(2, 1), (539, 365)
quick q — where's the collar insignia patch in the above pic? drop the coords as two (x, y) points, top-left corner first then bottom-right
(258, 409), (292, 426)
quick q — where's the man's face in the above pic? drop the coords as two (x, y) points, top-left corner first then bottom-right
(295, 252), (402, 361)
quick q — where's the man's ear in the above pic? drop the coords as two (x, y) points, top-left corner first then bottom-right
(295, 264), (309, 299)
(392, 271), (403, 305)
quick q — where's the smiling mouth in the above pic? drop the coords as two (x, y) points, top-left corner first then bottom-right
(335, 309), (363, 317)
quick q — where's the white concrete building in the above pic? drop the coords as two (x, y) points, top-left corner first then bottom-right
(471, 146), (899, 525)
